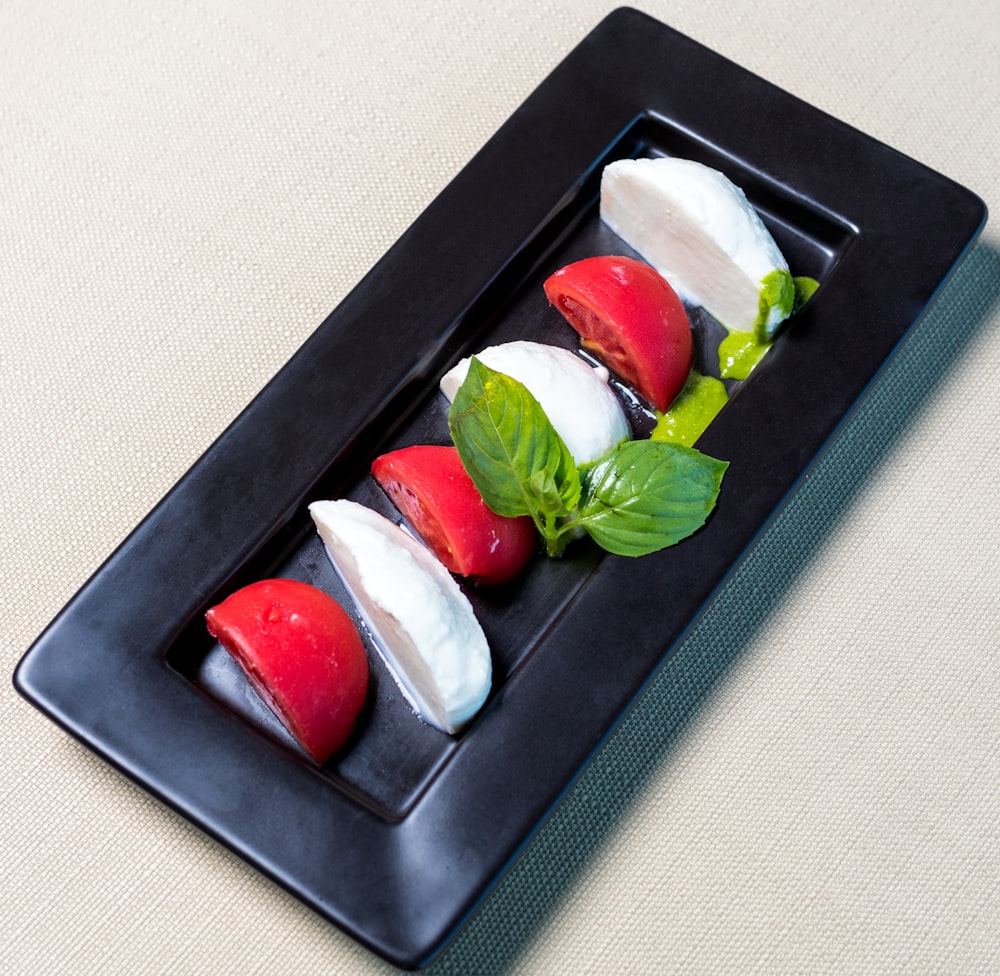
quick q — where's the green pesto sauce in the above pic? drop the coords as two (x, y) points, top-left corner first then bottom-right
(793, 275), (820, 310)
(755, 268), (795, 340)
(650, 371), (729, 447)
(719, 330), (770, 380)
(725, 276), (821, 379)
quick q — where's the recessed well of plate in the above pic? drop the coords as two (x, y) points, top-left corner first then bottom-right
(165, 111), (859, 821)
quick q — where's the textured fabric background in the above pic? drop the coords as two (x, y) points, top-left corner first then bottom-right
(2, 1), (997, 974)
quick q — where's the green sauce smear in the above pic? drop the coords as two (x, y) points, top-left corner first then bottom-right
(719, 330), (769, 380)
(755, 268), (796, 340)
(722, 275), (821, 379)
(650, 371), (729, 447)
(793, 275), (820, 310)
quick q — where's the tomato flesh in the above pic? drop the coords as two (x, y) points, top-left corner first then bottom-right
(544, 255), (693, 411)
(372, 444), (536, 585)
(205, 578), (368, 762)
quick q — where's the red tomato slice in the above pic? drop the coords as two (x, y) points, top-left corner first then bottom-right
(205, 578), (368, 763)
(372, 445), (536, 585)
(543, 255), (693, 411)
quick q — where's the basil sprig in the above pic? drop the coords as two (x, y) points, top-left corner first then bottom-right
(448, 357), (727, 558)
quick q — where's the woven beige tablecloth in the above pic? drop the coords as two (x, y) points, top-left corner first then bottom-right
(2, 1), (998, 973)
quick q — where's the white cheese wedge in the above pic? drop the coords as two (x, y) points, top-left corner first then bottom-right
(600, 157), (794, 339)
(439, 340), (629, 465)
(309, 499), (491, 734)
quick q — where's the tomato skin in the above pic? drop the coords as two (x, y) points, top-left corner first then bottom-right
(372, 445), (536, 585)
(205, 578), (368, 763)
(544, 255), (693, 412)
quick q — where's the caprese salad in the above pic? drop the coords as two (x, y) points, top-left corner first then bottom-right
(204, 155), (816, 759)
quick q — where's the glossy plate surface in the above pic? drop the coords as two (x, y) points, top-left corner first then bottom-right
(14, 8), (986, 969)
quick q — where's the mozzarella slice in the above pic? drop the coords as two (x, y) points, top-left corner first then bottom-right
(309, 499), (491, 734)
(600, 157), (794, 339)
(439, 340), (629, 465)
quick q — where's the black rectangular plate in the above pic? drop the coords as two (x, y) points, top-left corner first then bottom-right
(13, 8), (986, 970)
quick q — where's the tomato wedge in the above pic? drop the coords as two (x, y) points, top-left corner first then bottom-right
(371, 444), (536, 585)
(543, 255), (693, 411)
(205, 578), (369, 763)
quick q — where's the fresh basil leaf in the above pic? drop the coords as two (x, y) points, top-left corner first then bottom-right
(575, 439), (727, 556)
(448, 357), (581, 522)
